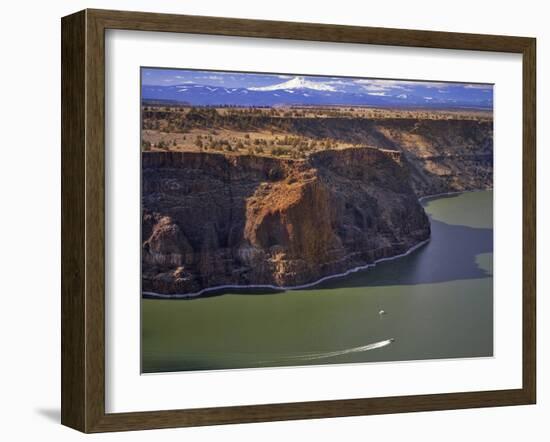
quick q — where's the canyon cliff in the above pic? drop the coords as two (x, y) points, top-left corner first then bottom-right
(143, 110), (494, 198)
(142, 148), (430, 295)
(231, 116), (494, 197)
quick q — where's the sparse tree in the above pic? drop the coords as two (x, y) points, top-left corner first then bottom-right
(141, 140), (152, 151)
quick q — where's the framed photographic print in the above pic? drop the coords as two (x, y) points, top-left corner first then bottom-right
(61, 9), (536, 433)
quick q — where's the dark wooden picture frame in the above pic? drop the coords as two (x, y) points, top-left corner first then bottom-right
(61, 8), (536, 433)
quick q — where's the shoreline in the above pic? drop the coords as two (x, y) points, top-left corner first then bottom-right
(143, 187), (491, 300)
(142, 238), (430, 300)
(418, 187), (492, 202)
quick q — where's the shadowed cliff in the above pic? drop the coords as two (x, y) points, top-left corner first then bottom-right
(142, 148), (430, 295)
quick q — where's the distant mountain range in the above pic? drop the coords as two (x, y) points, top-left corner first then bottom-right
(142, 76), (493, 109)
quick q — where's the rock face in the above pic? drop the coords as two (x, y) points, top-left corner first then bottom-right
(282, 117), (493, 197)
(142, 148), (430, 295)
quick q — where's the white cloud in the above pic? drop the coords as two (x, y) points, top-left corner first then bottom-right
(325, 79), (352, 86)
(367, 92), (388, 96)
(463, 84), (493, 90)
(361, 84), (390, 92)
(423, 82), (449, 89)
(359, 79), (449, 89)
(354, 79), (416, 93)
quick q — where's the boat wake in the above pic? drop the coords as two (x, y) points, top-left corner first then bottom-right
(258, 339), (394, 364)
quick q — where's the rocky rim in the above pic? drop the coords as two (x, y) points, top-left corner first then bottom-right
(142, 147), (432, 295)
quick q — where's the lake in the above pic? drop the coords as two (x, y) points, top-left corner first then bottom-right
(142, 190), (493, 373)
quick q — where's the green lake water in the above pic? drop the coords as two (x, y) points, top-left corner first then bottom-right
(142, 190), (493, 373)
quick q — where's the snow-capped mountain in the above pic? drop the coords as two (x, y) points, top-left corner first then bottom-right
(248, 76), (337, 92)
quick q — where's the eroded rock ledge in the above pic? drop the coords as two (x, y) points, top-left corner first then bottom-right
(142, 148), (430, 295)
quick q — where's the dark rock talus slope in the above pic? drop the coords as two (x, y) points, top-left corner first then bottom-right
(142, 148), (430, 295)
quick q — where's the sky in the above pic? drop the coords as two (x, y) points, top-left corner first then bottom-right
(142, 68), (492, 93)
(141, 67), (493, 108)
